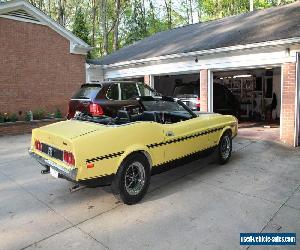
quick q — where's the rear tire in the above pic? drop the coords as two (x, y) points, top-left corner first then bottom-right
(217, 131), (232, 164)
(112, 153), (150, 205)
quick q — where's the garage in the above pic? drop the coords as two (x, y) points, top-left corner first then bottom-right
(87, 2), (300, 146)
(152, 68), (281, 142)
(213, 67), (282, 141)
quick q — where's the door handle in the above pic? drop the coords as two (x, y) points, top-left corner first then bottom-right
(166, 131), (174, 136)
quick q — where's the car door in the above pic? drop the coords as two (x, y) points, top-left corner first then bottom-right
(162, 118), (211, 163)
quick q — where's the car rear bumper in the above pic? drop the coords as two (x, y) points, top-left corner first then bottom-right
(28, 149), (77, 182)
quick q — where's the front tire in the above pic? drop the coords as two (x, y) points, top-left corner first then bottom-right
(112, 153), (150, 205)
(217, 131), (232, 164)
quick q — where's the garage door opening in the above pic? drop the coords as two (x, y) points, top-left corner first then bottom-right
(213, 67), (281, 142)
(154, 73), (201, 111)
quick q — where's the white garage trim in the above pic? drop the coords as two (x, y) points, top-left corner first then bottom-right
(102, 37), (300, 69)
(104, 49), (296, 80)
(148, 75), (155, 88)
(280, 66), (284, 141)
(208, 70), (213, 112)
(295, 53), (300, 146)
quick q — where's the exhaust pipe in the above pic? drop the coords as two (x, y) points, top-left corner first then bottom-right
(41, 166), (50, 174)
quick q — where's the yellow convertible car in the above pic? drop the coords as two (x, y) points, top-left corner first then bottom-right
(29, 96), (237, 204)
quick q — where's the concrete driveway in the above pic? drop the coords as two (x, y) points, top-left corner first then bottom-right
(0, 134), (299, 250)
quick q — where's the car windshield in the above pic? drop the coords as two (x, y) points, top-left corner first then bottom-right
(140, 97), (196, 118)
(137, 83), (160, 97)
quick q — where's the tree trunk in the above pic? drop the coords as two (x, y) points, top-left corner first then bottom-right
(113, 0), (121, 51)
(92, 0), (97, 46)
(100, 0), (108, 55)
(165, 0), (172, 29)
(189, 0), (193, 23)
(57, 0), (65, 26)
(185, 0), (190, 24)
(149, 1), (156, 31)
(48, 0), (51, 18)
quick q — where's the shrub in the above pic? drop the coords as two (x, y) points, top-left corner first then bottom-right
(47, 112), (54, 119)
(33, 109), (46, 120)
(9, 113), (18, 122)
(54, 108), (62, 118)
(0, 113), (4, 123)
(25, 111), (33, 122)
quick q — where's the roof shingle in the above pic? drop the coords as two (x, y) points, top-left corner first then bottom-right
(96, 2), (300, 65)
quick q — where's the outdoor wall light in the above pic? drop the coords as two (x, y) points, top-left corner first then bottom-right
(285, 48), (290, 56)
(195, 56), (198, 63)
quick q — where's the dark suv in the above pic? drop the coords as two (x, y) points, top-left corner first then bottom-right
(67, 81), (159, 119)
(173, 82), (240, 117)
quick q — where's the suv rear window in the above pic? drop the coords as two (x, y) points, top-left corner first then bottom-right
(72, 85), (102, 99)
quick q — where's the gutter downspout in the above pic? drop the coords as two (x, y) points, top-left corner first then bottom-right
(295, 53), (300, 146)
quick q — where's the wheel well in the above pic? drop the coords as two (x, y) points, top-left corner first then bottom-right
(223, 128), (232, 137)
(120, 150), (152, 170)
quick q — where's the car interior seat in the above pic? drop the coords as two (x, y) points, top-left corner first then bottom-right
(136, 111), (162, 123)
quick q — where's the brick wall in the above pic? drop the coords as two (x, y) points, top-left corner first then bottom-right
(0, 18), (86, 118)
(0, 119), (64, 136)
(281, 63), (296, 146)
(200, 69), (208, 112)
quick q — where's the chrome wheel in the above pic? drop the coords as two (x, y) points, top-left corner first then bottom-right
(124, 162), (145, 195)
(220, 135), (231, 159)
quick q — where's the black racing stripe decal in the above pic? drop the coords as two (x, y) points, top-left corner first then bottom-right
(152, 143), (218, 167)
(86, 151), (124, 163)
(78, 173), (111, 181)
(147, 126), (224, 149)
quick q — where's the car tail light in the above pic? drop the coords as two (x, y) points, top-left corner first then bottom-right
(63, 150), (75, 166)
(34, 139), (42, 151)
(196, 98), (201, 109)
(89, 103), (104, 116)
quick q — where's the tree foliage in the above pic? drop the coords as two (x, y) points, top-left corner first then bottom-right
(72, 7), (89, 44)
(4, 0), (297, 58)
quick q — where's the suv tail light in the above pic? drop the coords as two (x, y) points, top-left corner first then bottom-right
(34, 139), (42, 151)
(63, 150), (75, 166)
(89, 103), (104, 116)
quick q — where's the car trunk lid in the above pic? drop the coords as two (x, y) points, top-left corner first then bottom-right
(35, 120), (105, 141)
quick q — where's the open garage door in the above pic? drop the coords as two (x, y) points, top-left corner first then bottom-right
(213, 68), (281, 142)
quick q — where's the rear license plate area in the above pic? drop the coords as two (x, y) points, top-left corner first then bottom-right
(41, 143), (63, 161)
(50, 168), (59, 178)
